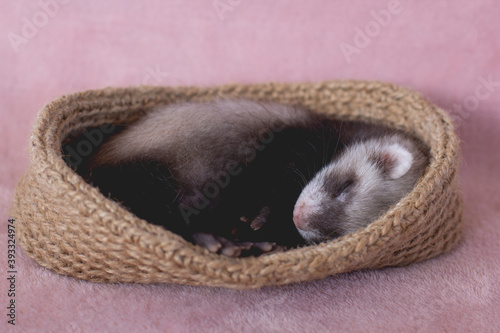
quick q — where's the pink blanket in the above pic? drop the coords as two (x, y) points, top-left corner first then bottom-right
(1, 0), (499, 331)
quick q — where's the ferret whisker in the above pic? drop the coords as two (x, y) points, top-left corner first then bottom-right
(306, 140), (318, 153)
(333, 121), (344, 154)
(291, 150), (310, 164)
(292, 169), (307, 187)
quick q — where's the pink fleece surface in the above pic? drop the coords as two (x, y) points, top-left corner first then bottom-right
(1, 0), (499, 332)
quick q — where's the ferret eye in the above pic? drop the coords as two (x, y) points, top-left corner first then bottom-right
(333, 179), (354, 200)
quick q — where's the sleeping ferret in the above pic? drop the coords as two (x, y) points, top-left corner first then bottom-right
(81, 99), (428, 253)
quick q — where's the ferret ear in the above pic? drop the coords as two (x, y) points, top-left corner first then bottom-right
(374, 143), (413, 179)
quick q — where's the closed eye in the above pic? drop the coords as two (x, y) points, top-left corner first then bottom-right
(333, 178), (354, 200)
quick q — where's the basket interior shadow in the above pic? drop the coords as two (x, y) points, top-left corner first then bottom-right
(10, 81), (463, 289)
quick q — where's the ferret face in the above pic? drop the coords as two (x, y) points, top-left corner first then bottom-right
(293, 136), (422, 243)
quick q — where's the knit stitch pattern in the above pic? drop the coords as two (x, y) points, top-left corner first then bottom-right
(9, 80), (463, 289)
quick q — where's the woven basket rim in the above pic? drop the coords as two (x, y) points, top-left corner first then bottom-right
(11, 80), (463, 288)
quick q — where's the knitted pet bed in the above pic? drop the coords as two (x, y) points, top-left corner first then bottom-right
(9, 80), (463, 289)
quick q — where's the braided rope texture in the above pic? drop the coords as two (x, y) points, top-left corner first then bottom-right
(9, 80), (463, 289)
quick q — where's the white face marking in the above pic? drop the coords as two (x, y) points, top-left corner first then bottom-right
(297, 229), (324, 243)
(293, 167), (330, 230)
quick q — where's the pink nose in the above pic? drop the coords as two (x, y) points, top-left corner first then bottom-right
(293, 202), (309, 230)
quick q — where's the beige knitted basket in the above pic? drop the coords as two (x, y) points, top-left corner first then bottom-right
(10, 80), (463, 289)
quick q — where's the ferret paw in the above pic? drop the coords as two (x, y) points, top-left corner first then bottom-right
(240, 206), (271, 231)
(192, 232), (284, 257)
(192, 232), (251, 257)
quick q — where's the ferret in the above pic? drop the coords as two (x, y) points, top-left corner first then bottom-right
(82, 99), (428, 251)
(89, 99), (319, 214)
(293, 133), (428, 243)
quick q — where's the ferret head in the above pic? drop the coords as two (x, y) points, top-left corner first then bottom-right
(293, 135), (427, 243)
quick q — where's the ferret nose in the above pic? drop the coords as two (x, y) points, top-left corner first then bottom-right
(293, 202), (309, 231)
